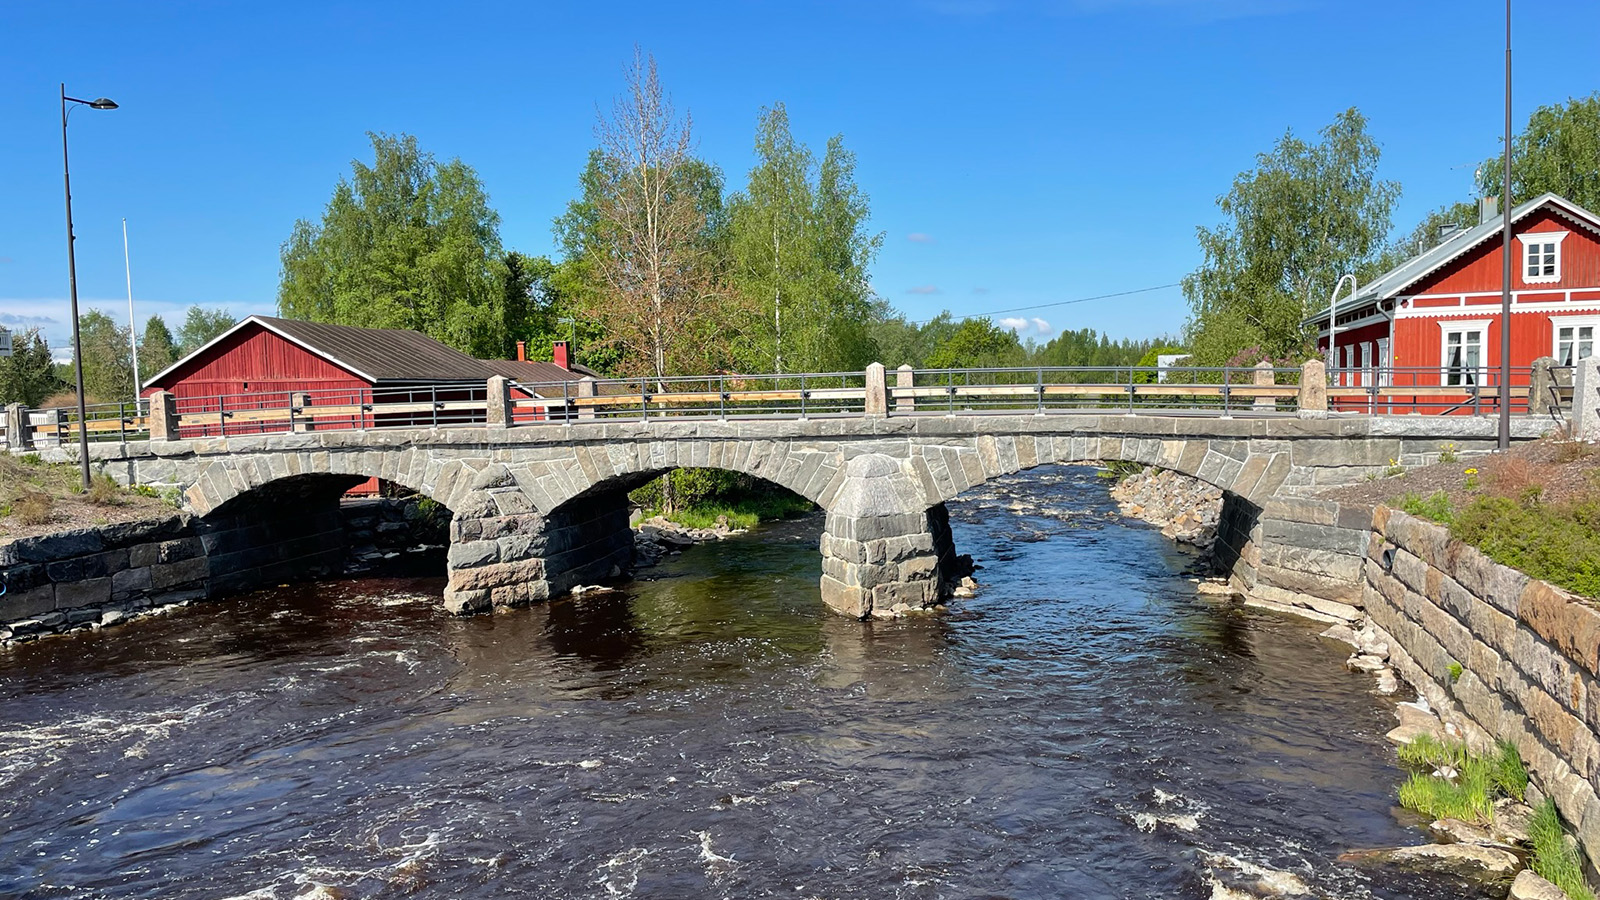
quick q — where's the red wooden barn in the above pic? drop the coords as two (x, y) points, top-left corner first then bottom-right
(142, 315), (596, 438)
(1308, 193), (1600, 408)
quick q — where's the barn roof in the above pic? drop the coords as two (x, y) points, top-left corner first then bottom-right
(1303, 192), (1600, 327)
(146, 315), (598, 388)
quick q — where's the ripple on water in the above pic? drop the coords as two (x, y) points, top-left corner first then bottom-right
(0, 469), (1487, 899)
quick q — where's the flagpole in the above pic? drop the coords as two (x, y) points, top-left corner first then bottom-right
(123, 217), (141, 414)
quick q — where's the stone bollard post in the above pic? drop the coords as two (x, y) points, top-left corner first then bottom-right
(291, 392), (314, 433)
(1297, 360), (1328, 419)
(577, 377), (597, 420)
(864, 362), (888, 417)
(149, 391), (180, 441)
(1529, 356), (1558, 417)
(895, 364), (915, 412)
(1253, 361), (1275, 410)
(5, 403), (33, 451)
(1572, 355), (1600, 441)
(486, 376), (511, 427)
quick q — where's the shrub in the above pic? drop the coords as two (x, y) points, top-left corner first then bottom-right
(1530, 799), (1596, 900)
(15, 490), (53, 525)
(86, 474), (124, 506)
(1451, 496), (1600, 598)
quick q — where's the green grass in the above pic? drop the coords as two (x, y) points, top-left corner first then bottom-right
(1398, 490), (1456, 525)
(1530, 799), (1597, 900)
(642, 493), (815, 531)
(1394, 737), (1526, 825)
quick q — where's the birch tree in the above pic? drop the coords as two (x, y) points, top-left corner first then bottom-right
(568, 49), (725, 382)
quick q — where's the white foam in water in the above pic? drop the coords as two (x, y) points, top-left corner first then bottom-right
(595, 847), (652, 897)
(695, 831), (738, 874)
(0, 700), (229, 784)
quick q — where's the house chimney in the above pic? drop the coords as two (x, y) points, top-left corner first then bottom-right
(1479, 196), (1499, 225)
(516, 340), (526, 362)
(553, 340), (570, 371)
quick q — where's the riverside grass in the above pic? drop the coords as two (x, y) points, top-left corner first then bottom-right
(1530, 799), (1597, 900)
(1395, 737), (1526, 826)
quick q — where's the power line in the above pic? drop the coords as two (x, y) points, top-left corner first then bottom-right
(906, 282), (1182, 325)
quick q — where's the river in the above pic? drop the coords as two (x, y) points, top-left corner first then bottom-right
(0, 465), (1478, 899)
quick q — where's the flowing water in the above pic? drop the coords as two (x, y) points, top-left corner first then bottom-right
(0, 466), (1480, 899)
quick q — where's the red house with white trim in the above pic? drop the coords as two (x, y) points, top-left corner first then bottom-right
(1308, 193), (1600, 402)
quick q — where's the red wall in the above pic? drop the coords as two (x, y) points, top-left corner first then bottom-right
(143, 325), (369, 401)
(1419, 209), (1600, 295)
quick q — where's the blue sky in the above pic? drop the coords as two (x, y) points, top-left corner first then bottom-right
(2, 1), (1597, 357)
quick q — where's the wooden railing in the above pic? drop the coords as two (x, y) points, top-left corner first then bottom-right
(0, 362), (1559, 447)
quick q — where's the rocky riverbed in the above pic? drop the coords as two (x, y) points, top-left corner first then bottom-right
(1111, 467), (1224, 550)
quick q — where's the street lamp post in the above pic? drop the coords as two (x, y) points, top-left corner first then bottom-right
(60, 84), (118, 491)
(1327, 273), (1358, 386)
(1498, 0), (1513, 451)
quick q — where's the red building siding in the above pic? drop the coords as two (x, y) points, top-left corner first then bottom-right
(144, 327), (368, 401)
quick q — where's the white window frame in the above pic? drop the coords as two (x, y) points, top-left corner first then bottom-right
(1377, 337), (1391, 386)
(1551, 316), (1600, 367)
(1438, 319), (1492, 387)
(1518, 231), (1568, 284)
(1360, 341), (1373, 387)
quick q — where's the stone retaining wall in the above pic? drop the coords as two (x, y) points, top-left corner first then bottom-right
(1, 496), (371, 643)
(1230, 498), (1374, 623)
(1364, 507), (1600, 867)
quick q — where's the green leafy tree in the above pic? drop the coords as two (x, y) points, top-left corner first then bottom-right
(175, 306), (234, 356)
(278, 132), (507, 356)
(726, 104), (883, 373)
(1183, 107), (1400, 365)
(137, 314), (179, 381)
(0, 329), (59, 407)
(923, 317), (1025, 369)
(78, 309), (135, 404)
(1479, 92), (1600, 212)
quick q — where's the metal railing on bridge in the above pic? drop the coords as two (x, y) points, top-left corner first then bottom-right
(0, 362), (1573, 446)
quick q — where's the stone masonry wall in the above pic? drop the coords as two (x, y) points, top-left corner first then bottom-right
(1, 498), (350, 644)
(1364, 507), (1600, 868)
(1232, 498), (1375, 623)
(0, 516), (206, 640)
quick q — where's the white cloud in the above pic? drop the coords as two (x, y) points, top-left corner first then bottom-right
(907, 285), (940, 295)
(907, 233), (935, 244)
(997, 316), (1054, 336)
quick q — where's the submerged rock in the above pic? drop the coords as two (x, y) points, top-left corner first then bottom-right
(1340, 843), (1520, 883)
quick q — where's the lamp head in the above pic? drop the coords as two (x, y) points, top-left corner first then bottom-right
(88, 98), (118, 110)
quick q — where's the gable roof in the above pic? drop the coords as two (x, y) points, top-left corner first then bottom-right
(1304, 193), (1600, 326)
(146, 314), (607, 390)
(148, 315), (504, 386)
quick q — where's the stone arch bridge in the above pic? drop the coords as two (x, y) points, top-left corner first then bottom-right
(69, 412), (1538, 619)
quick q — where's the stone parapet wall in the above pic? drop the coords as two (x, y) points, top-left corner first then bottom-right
(1364, 506), (1600, 867)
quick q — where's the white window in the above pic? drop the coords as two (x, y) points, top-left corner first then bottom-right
(1519, 231), (1568, 284)
(1377, 337), (1391, 386)
(1341, 344), (1353, 386)
(1553, 318), (1600, 366)
(1439, 320), (1491, 387)
(1360, 342), (1373, 387)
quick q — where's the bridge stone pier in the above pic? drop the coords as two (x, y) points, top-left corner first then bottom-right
(60, 412), (1545, 620)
